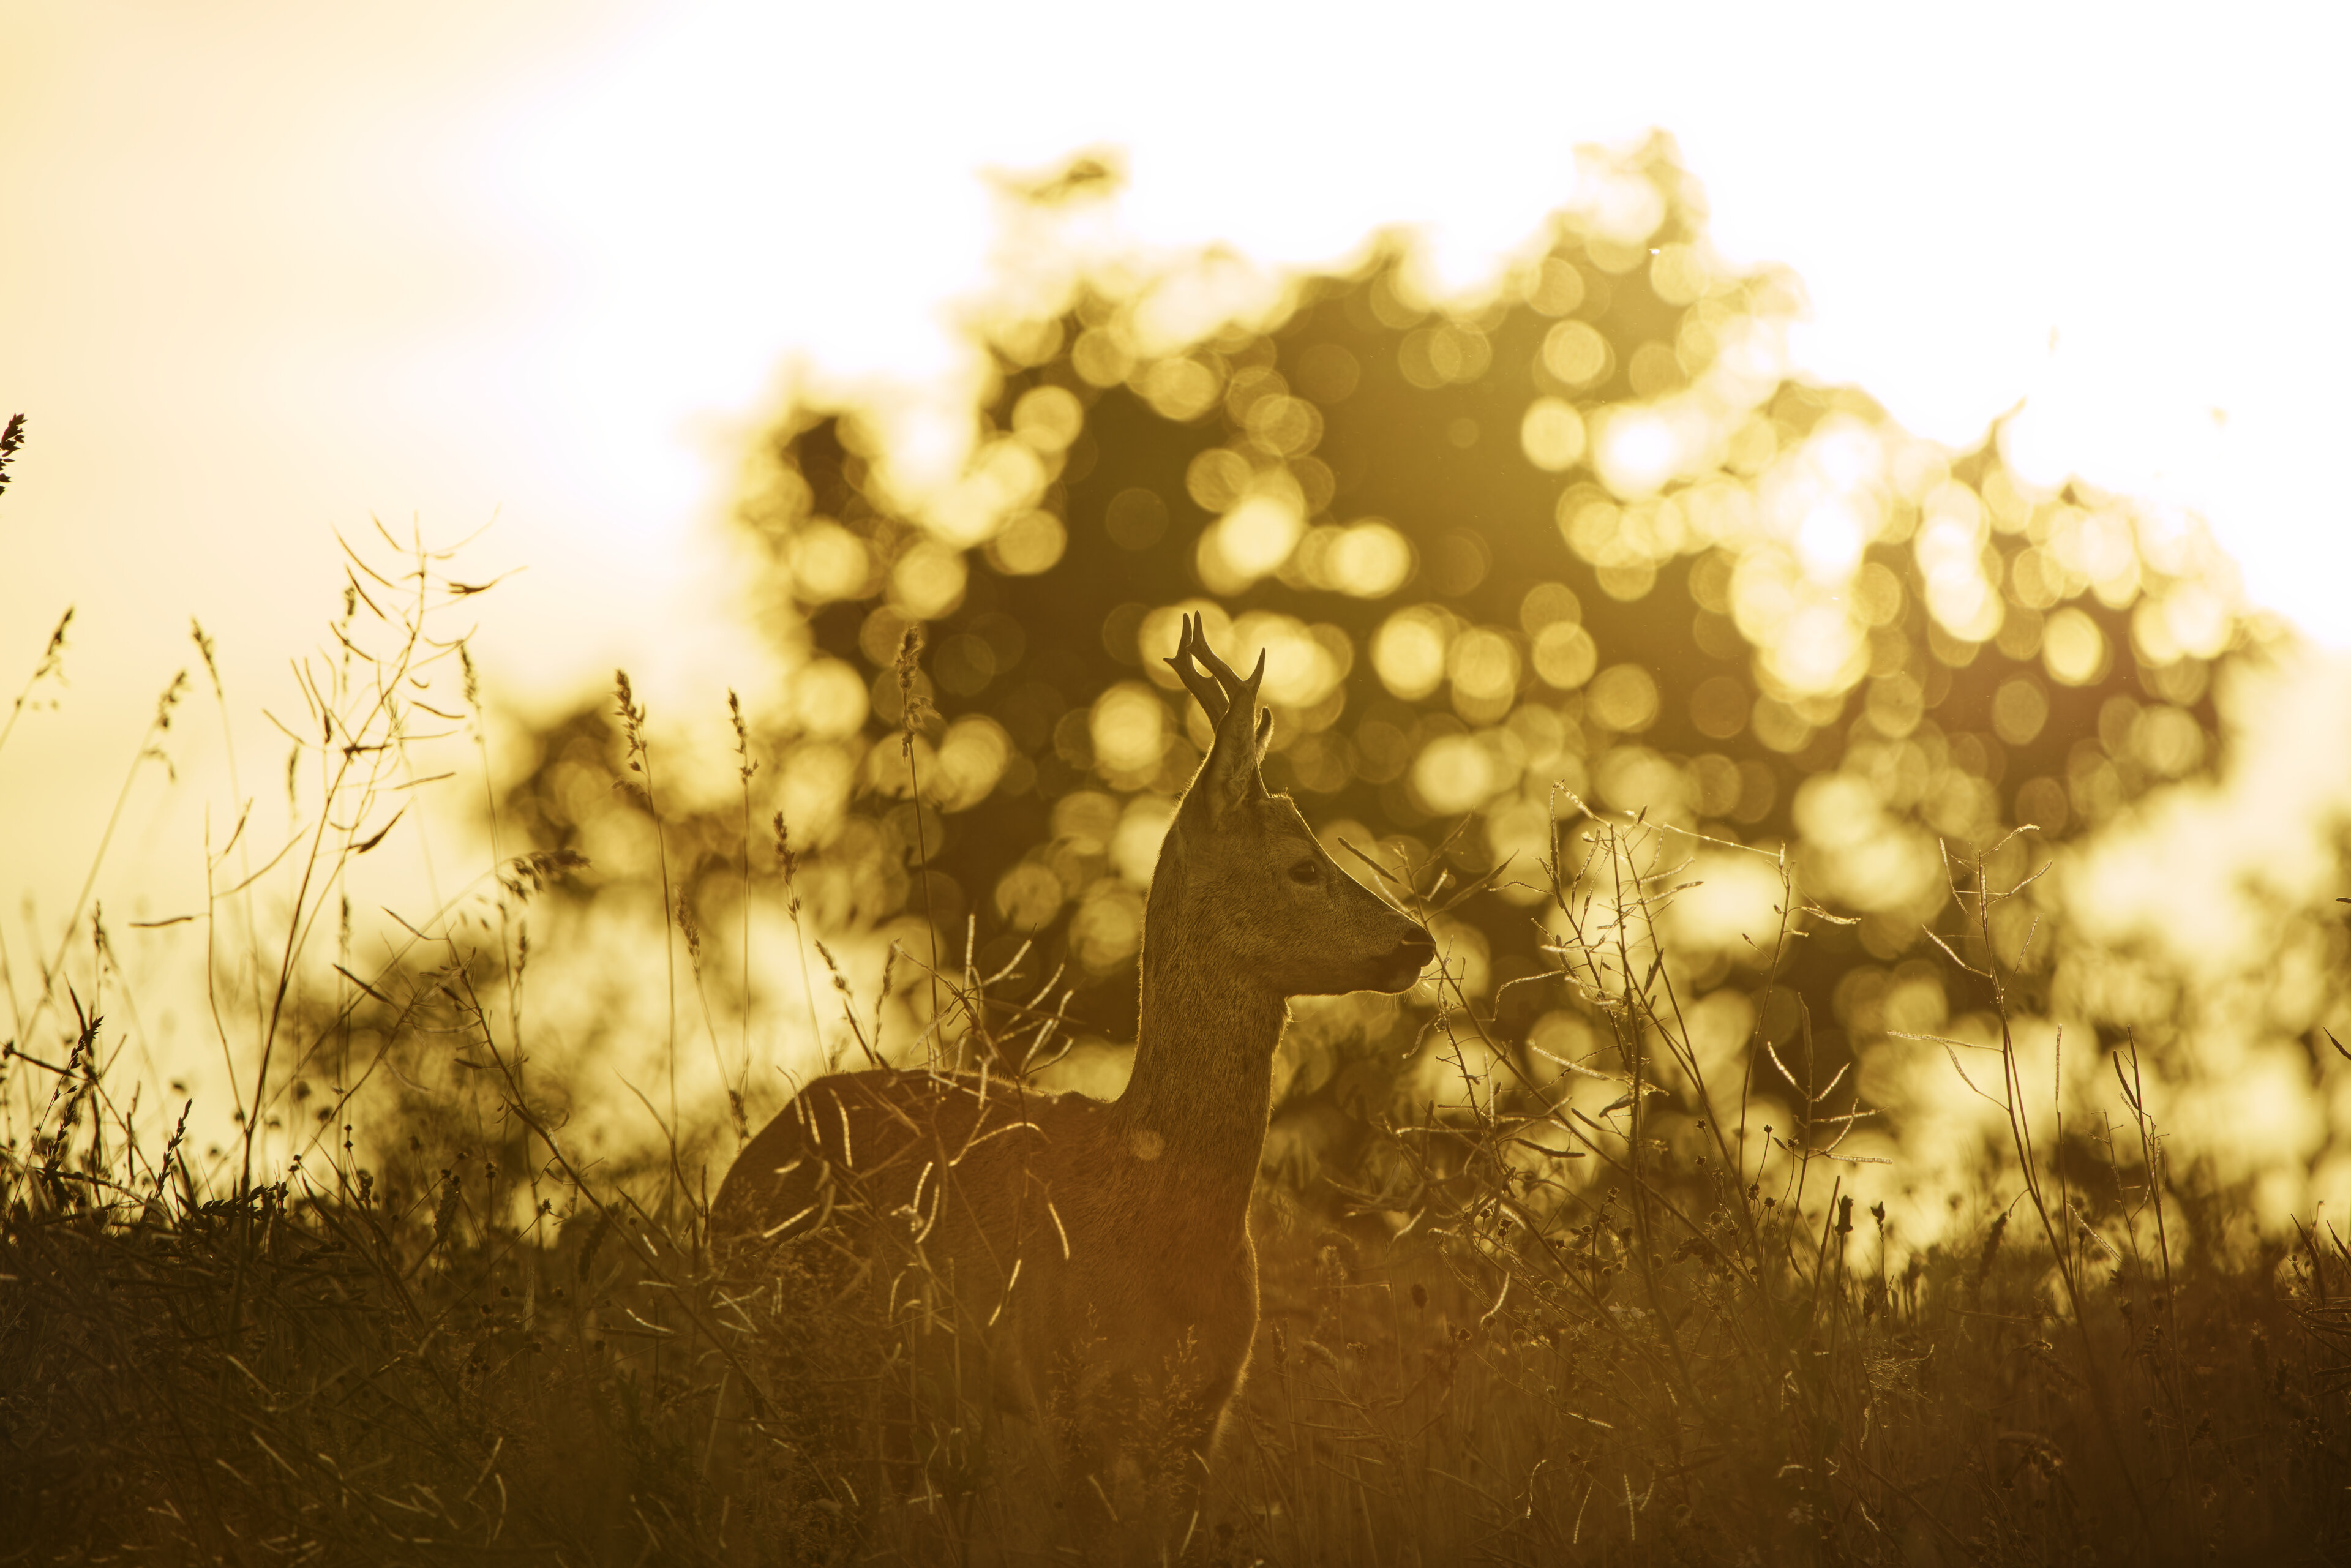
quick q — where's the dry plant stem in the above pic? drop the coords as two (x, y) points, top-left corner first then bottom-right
(193, 621), (276, 1144)
(290, 870), (507, 1171)
(200, 529), (479, 1370)
(729, 689), (754, 1095)
(1595, 829), (1707, 1408)
(1551, 793), (1791, 1246)
(0, 914), (23, 1073)
(461, 642), (539, 1214)
(1960, 839), (2154, 1540)
(675, 889), (732, 1109)
(0, 605), (72, 770)
(458, 966), (776, 1401)
(198, 812), (253, 1122)
(242, 546), (432, 1190)
(24, 670), (186, 1044)
(615, 670), (681, 1171)
(1565, 821), (1784, 1199)
(462, 645), (517, 1041)
(1389, 824), (1703, 1403)
(133, 527), (473, 1199)
(1511, 802), (1849, 1469)
(774, 813), (824, 1065)
(2120, 1030), (2183, 1384)
(894, 628), (942, 1035)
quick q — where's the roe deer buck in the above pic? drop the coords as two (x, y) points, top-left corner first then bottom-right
(711, 614), (1434, 1537)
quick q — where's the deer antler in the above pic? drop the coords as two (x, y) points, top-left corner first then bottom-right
(1191, 623), (1266, 705)
(1168, 613), (1273, 768)
(1166, 612), (1262, 724)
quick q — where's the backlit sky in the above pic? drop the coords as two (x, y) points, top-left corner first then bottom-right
(3, 0), (2346, 912)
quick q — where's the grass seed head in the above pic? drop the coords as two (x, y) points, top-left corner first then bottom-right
(0, 411), (25, 497)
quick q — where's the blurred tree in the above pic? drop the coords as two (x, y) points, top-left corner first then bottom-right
(495, 137), (2258, 1158)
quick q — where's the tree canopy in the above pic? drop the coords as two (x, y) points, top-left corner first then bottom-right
(496, 137), (2254, 1153)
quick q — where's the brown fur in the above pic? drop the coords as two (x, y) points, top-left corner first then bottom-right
(711, 616), (1434, 1532)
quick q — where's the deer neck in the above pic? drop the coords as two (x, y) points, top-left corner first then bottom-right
(1115, 912), (1288, 1228)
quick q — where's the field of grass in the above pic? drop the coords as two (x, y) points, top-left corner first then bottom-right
(4, 542), (2347, 1567)
(8, 853), (2350, 1565)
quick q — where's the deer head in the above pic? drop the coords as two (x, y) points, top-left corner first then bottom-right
(1151, 614), (1434, 997)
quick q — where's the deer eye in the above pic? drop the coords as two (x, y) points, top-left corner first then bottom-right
(1288, 860), (1321, 885)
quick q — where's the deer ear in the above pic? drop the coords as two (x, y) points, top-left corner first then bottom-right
(1196, 651), (1269, 820)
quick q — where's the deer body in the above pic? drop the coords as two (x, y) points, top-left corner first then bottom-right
(713, 617), (1433, 1527)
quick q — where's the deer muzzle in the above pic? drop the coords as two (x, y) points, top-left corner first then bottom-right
(1376, 928), (1438, 992)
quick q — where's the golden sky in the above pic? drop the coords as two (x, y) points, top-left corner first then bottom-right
(3, 0), (2346, 917)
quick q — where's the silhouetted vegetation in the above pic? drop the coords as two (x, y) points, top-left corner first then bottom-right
(7, 143), (2349, 1564)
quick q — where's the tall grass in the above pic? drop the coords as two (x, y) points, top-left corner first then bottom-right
(3, 536), (2347, 1564)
